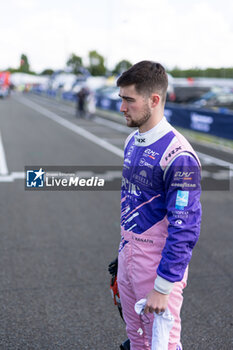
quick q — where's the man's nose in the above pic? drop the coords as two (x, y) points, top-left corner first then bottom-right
(120, 100), (127, 113)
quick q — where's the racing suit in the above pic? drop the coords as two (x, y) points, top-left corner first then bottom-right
(118, 117), (202, 350)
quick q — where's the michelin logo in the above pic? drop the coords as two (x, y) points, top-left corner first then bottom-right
(175, 190), (189, 210)
(26, 168), (45, 188)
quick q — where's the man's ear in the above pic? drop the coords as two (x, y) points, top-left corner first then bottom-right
(150, 94), (160, 108)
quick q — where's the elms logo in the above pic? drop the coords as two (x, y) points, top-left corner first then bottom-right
(26, 168), (45, 188)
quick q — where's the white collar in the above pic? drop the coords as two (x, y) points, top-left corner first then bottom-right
(134, 117), (173, 146)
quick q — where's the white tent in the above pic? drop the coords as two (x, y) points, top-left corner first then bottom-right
(10, 73), (49, 86)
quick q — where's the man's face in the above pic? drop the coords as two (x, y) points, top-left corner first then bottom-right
(119, 85), (151, 128)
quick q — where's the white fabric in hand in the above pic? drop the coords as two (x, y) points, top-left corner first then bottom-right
(135, 298), (174, 350)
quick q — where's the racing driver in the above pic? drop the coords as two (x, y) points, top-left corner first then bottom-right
(116, 61), (202, 350)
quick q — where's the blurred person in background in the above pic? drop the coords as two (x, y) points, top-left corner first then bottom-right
(86, 90), (96, 117)
(76, 87), (89, 118)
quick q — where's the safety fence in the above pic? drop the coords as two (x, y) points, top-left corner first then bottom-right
(95, 95), (233, 140)
(32, 88), (233, 140)
(164, 103), (233, 140)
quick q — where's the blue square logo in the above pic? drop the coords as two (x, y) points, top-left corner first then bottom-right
(175, 190), (189, 210)
(26, 169), (45, 188)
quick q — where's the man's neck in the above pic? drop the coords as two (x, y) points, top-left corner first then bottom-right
(138, 111), (164, 133)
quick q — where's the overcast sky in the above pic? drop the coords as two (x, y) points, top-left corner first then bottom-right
(0, 0), (232, 73)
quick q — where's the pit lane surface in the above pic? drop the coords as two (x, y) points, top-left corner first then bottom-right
(0, 93), (232, 350)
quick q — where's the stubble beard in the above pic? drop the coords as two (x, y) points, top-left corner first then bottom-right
(126, 103), (151, 128)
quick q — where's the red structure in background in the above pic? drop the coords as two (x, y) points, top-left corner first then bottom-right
(0, 71), (11, 87)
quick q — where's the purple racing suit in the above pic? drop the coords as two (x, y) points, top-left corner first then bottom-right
(117, 117), (202, 350)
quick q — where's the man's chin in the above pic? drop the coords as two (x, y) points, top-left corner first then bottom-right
(127, 121), (138, 128)
(125, 118), (136, 128)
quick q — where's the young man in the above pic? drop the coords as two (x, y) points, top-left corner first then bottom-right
(117, 61), (202, 350)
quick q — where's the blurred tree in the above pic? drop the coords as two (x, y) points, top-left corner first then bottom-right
(112, 60), (132, 75)
(7, 67), (36, 75)
(19, 54), (30, 73)
(66, 53), (83, 75)
(40, 68), (54, 76)
(168, 67), (233, 78)
(88, 50), (106, 76)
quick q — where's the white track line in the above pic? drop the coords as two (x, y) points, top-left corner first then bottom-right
(93, 116), (129, 133)
(0, 131), (9, 175)
(2, 96), (233, 185)
(29, 95), (129, 133)
(197, 151), (233, 169)
(197, 151), (233, 186)
(15, 96), (124, 159)
(0, 172), (25, 182)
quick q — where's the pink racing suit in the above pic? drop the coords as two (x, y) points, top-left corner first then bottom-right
(118, 117), (202, 350)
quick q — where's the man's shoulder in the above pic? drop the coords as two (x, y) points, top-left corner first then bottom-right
(160, 126), (201, 169)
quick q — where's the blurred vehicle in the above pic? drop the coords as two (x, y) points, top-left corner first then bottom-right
(95, 86), (119, 100)
(95, 85), (121, 111)
(192, 87), (233, 110)
(166, 73), (176, 102)
(172, 77), (233, 104)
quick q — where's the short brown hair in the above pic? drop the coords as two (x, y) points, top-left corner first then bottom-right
(117, 60), (168, 104)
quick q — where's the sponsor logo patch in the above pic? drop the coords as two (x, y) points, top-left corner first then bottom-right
(126, 145), (134, 158)
(143, 148), (159, 159)
(138, 158), (154, 169)
(175, 190), (189, 210)
(175, 219), (183, 225)
(165, 146), (182, 161)
(135, 136), (146, 144)
(174, 171), (194, 181)
(171, 182), (196, 188)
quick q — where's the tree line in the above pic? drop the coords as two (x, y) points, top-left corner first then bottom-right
(6, 52), (132, 77)
(169, 67), (233, 79)
(5, 52), (233, 79)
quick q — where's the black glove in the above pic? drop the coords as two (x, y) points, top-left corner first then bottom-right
(108, 257), (118, 277)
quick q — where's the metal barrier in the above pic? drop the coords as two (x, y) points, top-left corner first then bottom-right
(95, 95), (233, 140)
(32, 89), (233, 140)
(164, 103), (233, 140)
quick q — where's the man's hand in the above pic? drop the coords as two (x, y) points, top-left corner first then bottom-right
(144, 289), (169, 314)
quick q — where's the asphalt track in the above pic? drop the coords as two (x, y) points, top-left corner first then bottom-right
(0, 93), (232, 350)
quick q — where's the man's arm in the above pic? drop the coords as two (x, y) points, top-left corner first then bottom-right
(145, 154), (201, 314)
